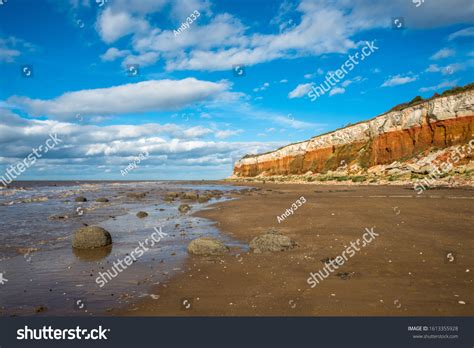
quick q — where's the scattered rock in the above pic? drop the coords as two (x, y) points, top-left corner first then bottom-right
(127, 192), (146, 199)
(17, 247), (38, 255)
(136, 211), (148, 218)
(182, 192), (199, 200)
(21, 197), (48, 203)
(412, 164), (432, 174)
(249, 234), (297, 253)
(35, 306), (47, 313)
(321, 257), (344, 266)
(96, 197), (109, 203)
(49, 214), (69, 220)
(187, 237), (229, 256)
(198, 195), (210, 203)
(75, 196), (87, 202)
(335, 272), (356, 280)
(72, 226), (112, 249)
(178, 204), (191, 213)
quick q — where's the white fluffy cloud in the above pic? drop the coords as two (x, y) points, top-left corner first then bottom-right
(215, 129), (243, 139)
(0, 110), (278, 178)
(100, 47), (130, 61)
(381, 74), (417, 87)
(96, 8), (150, 43)
(430, 48), (455, 60)
(91, 0), (474, 72)
(8, 78), (232, 119)
(0, 36), (35, 63)
(329, 87), (345, 96)
(425, 62), (472, 75)
(419, 80), (459, 93)
(448, 26), (474, 40)
(288, 83), (313, 99)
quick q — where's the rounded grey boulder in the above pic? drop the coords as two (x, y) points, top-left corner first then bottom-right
(96, 197), (109, 203)
(72, 226), (112, 249)
(249, 234), (297, 253)
(187, 237), (229, 256)
(75, 196), (87, 202)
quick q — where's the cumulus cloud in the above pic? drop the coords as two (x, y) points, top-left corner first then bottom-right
(448, 26), (474, 40)
(0, 36), (35, 63)
(430, 48), (455, 60)
(329, 87), (345, 96)
(215, 129), (243, 139)
(100, 47), (130, 61)
(288, 83), (313, 99)
(253, 82), (270, 92)
(0, 110), (278, 179)
(381, 74), (417, 87)
(425, 61), (472, 75)
(419, 80), (459, 93)
(96, 8), (150, 43)
(92, 0), (474, 72)
(122, 51), (160, 67)
(8, 78), (233, 120)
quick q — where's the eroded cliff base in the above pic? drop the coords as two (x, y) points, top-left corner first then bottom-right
(229, 143), (474, 188)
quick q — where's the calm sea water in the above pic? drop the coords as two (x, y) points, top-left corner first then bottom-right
(0, 181), (246, 316)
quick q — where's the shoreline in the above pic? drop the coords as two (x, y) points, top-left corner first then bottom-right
(116, 181), (473, 316)
(0, 181), (248, 316)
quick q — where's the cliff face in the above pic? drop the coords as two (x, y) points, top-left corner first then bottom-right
(234, 91), (474, 177)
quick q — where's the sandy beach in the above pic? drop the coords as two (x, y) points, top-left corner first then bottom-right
(117, 182), (473, 316)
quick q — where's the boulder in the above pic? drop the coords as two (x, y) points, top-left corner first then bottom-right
(178, 204), (191, 213)
(187, 237), (229, 256)
(127, 192), (146, 199)
(72, 226), (112, 249)
(96, 197), (109, 203)
(181, 192), (198, 200)
(166, 192), (180, 198)
(75, 196), (87, 202)
(249, 234), (297, 253)
(412, 164), (433, 175)
(198, 195), (210, 203)
(136, 211), (148, 218)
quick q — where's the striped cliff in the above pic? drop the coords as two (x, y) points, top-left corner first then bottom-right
(233, 87), (474, 178)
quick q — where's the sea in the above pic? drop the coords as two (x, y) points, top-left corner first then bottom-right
(0, 181), (247, 316)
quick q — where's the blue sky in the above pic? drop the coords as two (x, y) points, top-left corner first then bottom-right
(0, 0), (473, 180)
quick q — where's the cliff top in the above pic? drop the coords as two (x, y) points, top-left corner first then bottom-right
(241, 82), (474, 160)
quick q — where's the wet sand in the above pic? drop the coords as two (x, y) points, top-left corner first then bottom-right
(0, 181), (248, 316)
(117, 183), (473, 316)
